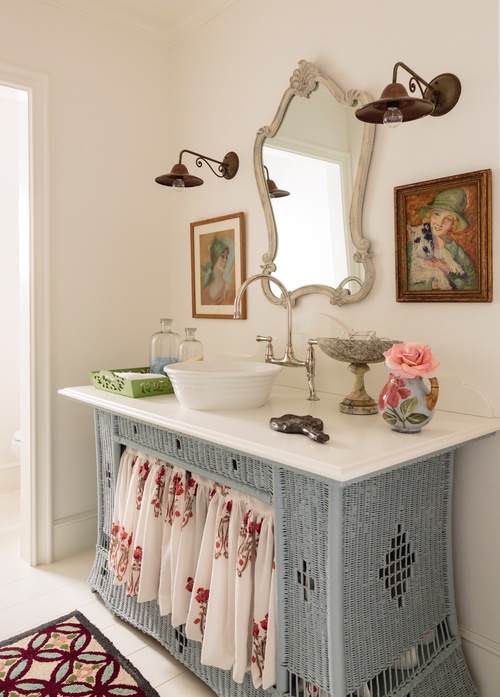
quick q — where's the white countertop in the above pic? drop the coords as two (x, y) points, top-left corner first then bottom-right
(59, 385), (500, 482)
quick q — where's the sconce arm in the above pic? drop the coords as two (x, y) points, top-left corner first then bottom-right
(178, 149), (238, 179)
(392, 62), (438, 100)
(179, 149), (225, 178)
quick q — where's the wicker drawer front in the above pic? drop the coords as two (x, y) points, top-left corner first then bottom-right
(116, 415), (273, 497)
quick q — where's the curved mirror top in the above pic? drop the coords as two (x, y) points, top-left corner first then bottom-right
(254, 60), (376, 306)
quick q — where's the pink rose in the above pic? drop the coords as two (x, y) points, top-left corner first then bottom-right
(383, 343), (439, 379)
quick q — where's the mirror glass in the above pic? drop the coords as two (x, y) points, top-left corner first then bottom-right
(254, 60), (376, 306)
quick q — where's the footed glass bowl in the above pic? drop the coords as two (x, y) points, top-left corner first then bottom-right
(316, 337), (401, 415)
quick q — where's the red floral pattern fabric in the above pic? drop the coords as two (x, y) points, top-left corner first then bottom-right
(109, 448), (276, 690)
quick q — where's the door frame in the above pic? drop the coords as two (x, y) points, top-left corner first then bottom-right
(0, 63), (52, 565)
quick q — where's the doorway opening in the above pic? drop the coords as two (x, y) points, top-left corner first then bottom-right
(0, 84), (26, 539)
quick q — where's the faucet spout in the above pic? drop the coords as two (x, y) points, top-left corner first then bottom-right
(234, 274), (319, 401)
(234, 273), (294, 350)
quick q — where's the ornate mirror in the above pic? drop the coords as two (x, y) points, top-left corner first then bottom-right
(254, 60), (376, 306)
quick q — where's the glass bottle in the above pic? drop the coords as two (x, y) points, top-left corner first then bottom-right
(149, 318), (180, 374)
(179, 327), (204, 362)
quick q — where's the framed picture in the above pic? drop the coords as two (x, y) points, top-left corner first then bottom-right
(190, 212), (246, 319)
(395, 169), (492, 302)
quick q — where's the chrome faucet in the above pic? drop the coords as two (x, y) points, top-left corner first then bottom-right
(234, 274), (319, 401)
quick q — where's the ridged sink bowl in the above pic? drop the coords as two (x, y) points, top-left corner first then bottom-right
(316, 337), (401, 415)
(165, 360), (282, 411)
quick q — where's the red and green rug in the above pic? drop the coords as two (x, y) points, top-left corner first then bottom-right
(0, 611), (160, 696)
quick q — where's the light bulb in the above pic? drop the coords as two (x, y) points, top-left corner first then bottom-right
(172, 178), (185, 191)
(383, 106), (403, 129)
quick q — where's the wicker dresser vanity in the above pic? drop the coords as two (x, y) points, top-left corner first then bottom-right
(60, 384), (499, 697)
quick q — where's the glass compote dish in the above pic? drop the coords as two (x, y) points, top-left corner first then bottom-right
(316, 336), (401, 414)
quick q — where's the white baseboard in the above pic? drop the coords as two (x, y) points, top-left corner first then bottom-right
(460, 625), (500, 657)
(460, 625), (500, 697)
(52, 509), (97, 561)
(0, 462), (20, 492)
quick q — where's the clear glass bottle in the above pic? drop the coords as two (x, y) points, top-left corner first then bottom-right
(149, 318), (180, 374)
(179, 327), (204, 362)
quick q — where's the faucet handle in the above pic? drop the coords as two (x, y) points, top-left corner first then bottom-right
(256, 335), (274, 361)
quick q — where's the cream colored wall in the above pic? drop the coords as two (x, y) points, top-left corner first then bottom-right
(0, 0), (173, 534)
(164, 0), (500, 692)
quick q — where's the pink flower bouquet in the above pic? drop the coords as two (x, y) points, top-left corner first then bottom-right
(382, 343), (439, 380)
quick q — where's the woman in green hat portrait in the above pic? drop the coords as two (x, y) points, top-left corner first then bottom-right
(201, 236), (236, 305)
(407, 187), (477, 291)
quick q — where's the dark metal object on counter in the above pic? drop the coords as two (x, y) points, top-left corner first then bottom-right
(270, 414), (330, 443)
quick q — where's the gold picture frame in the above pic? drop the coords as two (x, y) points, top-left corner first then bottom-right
(190, 212), (246, 319)
(395, 169), (492, 302)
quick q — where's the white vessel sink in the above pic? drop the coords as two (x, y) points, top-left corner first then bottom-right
(164, 360), (282, 411)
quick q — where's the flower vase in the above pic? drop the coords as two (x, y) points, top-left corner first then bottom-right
(378, 373), (439, 433)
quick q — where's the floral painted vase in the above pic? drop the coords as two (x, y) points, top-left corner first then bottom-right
(378, 373), (439, 433)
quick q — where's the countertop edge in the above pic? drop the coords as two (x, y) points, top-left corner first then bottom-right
(59, 386), (500, 482)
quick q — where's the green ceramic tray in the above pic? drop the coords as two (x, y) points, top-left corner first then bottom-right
(89, 367), (174, 398)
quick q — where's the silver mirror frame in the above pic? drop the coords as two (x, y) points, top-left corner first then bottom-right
(254, 60), (376, 307)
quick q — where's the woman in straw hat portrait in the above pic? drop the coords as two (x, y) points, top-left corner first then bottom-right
(200, 235), (236, 305)
(407, 187), (477, 291)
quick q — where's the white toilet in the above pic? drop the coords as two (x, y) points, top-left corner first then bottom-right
(11, 430), (21, 460)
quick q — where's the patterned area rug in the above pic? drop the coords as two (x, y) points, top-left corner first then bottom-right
(0, 610), (159, 696)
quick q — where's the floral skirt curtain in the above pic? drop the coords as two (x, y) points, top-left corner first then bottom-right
(108, 447), (276, 690)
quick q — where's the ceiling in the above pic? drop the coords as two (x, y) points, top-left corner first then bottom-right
(38, 0), (238, 44)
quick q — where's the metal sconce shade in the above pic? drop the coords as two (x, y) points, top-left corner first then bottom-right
(268, 179), (290, 198)
(155, 150), (239, 188)
(264, 166), (290, 198)
(356, 82), (435, 124)
(155, 163), (204, 187)
(355, 63), (461, 125)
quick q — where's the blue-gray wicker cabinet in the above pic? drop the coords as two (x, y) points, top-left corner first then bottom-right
(86, 405), (481, 697)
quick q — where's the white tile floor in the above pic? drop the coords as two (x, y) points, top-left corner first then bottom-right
(0, 489), (215, 697)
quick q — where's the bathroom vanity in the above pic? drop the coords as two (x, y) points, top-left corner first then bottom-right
(60, 384), (500, 697)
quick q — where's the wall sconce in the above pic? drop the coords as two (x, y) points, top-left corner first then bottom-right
(264, 166), (290, 198)
(155, 149), (239, 191)
(355, 62), (461, 128)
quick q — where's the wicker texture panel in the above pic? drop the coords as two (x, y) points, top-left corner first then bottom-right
(94, 410), (116, 549)
(342, 453), (454, 688)
(411, 645), (478, 697)
(275, 468), (331, 693)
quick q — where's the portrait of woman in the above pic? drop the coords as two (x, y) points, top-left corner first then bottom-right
(406, 187), (477, 292)
(200, 235), (236, 306)
(395, 170), (491, 303)
(190, 212), (246, 318)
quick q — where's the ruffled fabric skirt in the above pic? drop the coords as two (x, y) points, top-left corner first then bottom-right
(108, 447), (276, 690)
